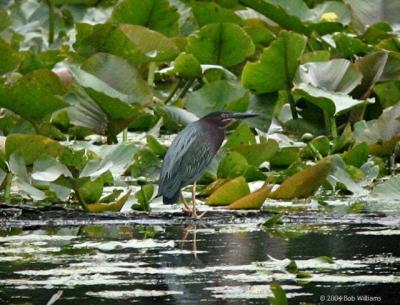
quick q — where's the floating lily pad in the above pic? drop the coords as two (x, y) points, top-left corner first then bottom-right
(186, 22), (255, 67)
(74, 23), (179, 64)
(217, 151), (249, 178)
(270, 158), (331, 199)
(6, 134), (65, 165)
(85, 191), (131, 213)
(231, 140), (279, 167)
(185, 80), (249, 117)
(205, 176), (250, 205)
(110, 0), (179, 37)
(242, 30), (307, 94)
(0, 69), (67, 125)
(228, 184), (272, 209)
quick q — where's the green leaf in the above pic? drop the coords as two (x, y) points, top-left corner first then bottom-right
(333, 33), (372, 58)
(0, 38), (20, 75)
(185, 80), (249, 117)
(191, 1), (243, 27)
(205, 176), (250, 205)
(242, 30), (307, 94)
(0, 8), (11, 32)
(6, 134), (65, 165)
(343, 142), (369, 168)
(232, 140), (279, 166)
(268, 283), (288, 305)
(74, 23), (179, 64)
(374, 81), (400, 109)
(135, 184), (154, 205)
(9, 153), (29, 181)
(32, 155), (72, 182)
(0, 70), (67, 125)
(225, 123), (256, 148)
(186, 23), (255, 67)
(78, 177), (104, 203)
(270, 147), (300, 167)
(19, 50), (65, 74)
(270, 158), (331, 199)
(146, 135), (167, 157)
(263, 214), (283, 228)
(174, 52), (202, 79)
(217, 151), (249, 178)
(111, 0), (179, 37)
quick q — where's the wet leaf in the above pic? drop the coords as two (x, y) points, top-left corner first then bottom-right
(6, 134), (65, 165)
(205, 176), (250, 205)
(85, 191), (131, 213)
(270, 158), (331, 199)
(111, 0), (179, 37)
(228, 184), (272, 209)
(242, 30), (307, 94)
(186, 80), (249, 117)
(198, 178), (229, 196)
(186, 23), (255, 67)
(302, 136), (330, 158)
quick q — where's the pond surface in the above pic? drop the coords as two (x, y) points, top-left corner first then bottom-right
(0, 207), (399, 305)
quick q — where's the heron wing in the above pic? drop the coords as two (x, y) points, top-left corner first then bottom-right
(158, 122), (214, 198)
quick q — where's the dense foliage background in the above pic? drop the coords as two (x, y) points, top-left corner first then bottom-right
(0, 0), (400, 212)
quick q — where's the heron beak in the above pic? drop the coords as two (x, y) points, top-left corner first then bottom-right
(228, 112), (262, 120)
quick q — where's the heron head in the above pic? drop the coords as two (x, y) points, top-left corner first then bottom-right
(203, 111), (260, 128)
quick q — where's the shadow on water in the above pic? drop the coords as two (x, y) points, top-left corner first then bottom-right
(0, 211), (399, 305)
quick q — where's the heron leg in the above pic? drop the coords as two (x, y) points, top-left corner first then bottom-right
(192, 181), (197, 218)
(180, 194), (191, 213)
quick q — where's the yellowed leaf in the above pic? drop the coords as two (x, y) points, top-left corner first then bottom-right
(205, 176), (249, 206)
(228, 184), (272, 209)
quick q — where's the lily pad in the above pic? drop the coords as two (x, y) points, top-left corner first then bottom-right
(372, 175), (400, 201)
(174, 52), (202, 79)
(186, 22), (255, 67)
(293, 59), (369, 117)
(85, 191), (131, 213)
(110, 0), (179, 37)
(74, 23), (179, 64)
(225, 123), (256, 148)
(270, 158), (331, 199)
(217, 151), (249, 178)
(0, 38), (20, 75)
(242, 30), (307, 94)
(6, 134), (65, 165)
(228, 184), (272, 209)
(191, 1), (243, 27)
(0, 69), (67, 125)
(231, 140), (279, 166)
(205, 176), (250, 205)
(185, 80), (249, 117)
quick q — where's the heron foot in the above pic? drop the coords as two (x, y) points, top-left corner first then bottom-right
(181, 206), (207, 219)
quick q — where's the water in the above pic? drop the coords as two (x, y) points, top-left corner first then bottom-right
(0, 211), (399, 305)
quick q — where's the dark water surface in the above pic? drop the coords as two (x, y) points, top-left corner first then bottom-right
(0, 211), (399, 305)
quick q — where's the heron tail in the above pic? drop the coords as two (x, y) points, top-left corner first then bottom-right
(162, 192), (180, 205)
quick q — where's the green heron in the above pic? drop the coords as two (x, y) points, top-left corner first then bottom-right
(157, 111), (260, 217)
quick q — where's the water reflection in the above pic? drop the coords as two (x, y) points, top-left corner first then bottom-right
(0, 213), (399, 305)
